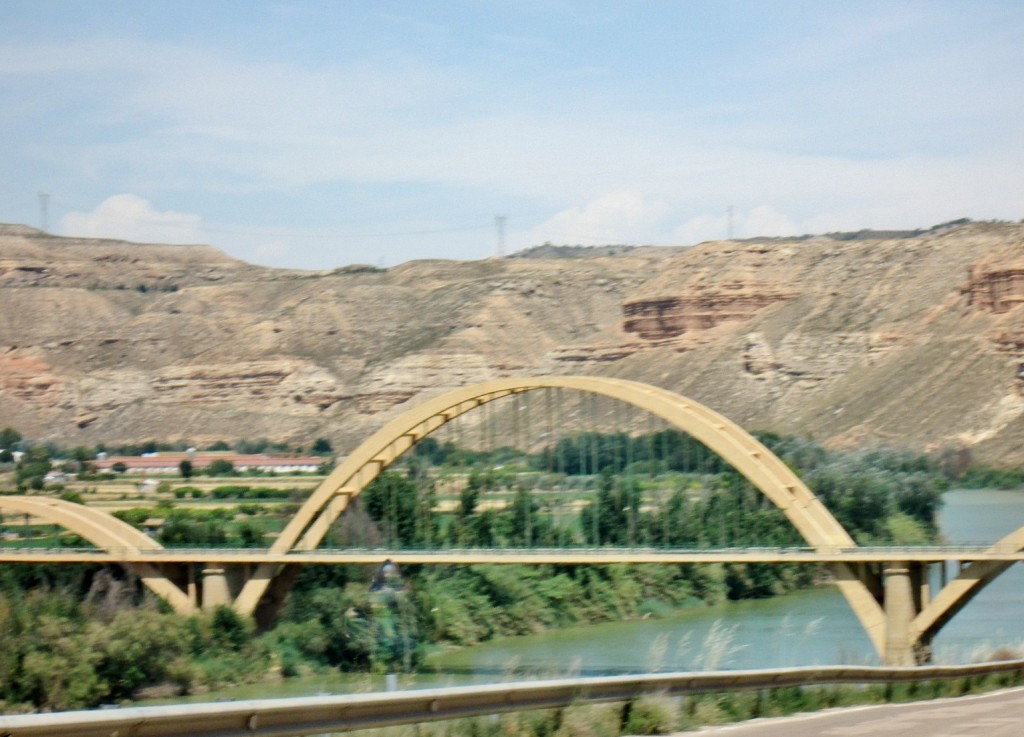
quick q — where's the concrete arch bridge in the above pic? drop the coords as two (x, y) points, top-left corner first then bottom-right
(2, 376), (1022, 666)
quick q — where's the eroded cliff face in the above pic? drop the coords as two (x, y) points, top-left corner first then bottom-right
(963, 236), (1024, 399)
(623, 284), (796, 340)
(4, 222), (1024, 463)
(967, 259), (1024, 315)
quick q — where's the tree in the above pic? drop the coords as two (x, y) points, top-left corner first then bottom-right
(580, 468), (625, 545)
(0, 427), (22, 450)
(362, 471), (428, 546)
(111, 461), (127, 474)
(509, 487), (544, 546)
(236, 519), (265, 547)
(179, 459), (193, 479)
(210, 605), (250, 651)
(71, 446), (92, 468)
(16, 445), (52, 489)
(158, 510), (229, 545)
(459, 484), (479, 517)
(311, 437), (333, 456)
(413, 437), (455, 465)
(205, 459), (235, 476)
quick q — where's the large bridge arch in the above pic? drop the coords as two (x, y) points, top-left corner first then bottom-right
(234, 376), (886, 653)
(0, 495), (195, 615)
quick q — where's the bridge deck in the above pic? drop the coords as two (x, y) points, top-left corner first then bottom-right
(1, 545), (1022, 564)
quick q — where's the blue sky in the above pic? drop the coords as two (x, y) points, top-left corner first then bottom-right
(1, 1), (1022, 269)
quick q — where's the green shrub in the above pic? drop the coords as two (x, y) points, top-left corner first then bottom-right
(554, 703), (621, 737)
(622, 695), (677, 735)
(679, 695), (727, 729)
(212, 485), (250, 499)
(58, 490), (85, 505)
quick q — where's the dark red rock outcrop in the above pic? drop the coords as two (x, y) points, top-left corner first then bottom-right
(622, 284), (796, 340)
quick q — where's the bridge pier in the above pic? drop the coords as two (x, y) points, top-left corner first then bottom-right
(198, 564), (259, 612)
(252, 564), (302, 630)
(876, 560), (938, 665)
(201, 566), (231, 609)
(883, 563), (916, 665)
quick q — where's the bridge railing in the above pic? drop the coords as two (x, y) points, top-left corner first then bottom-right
(0, 543), (1021, 557)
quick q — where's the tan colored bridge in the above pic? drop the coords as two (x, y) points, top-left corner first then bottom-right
(3, 376), (1023, 666)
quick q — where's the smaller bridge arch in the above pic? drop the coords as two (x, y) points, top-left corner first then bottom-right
(0, 496), (195, 614)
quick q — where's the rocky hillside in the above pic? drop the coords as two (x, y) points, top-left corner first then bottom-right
(3, 220), (1024, 464)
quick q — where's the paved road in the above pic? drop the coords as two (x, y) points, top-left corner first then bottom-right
(689, 686), (1024, 736)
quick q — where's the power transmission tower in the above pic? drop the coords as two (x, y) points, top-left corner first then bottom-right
(726, 205), (734, 241)
(495, 215), (507, 257)
(38, 193), (50, 233)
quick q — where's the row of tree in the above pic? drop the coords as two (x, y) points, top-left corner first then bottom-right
(362, 431), (947, 550)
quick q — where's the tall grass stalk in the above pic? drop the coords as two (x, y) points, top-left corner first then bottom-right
(696, 620), (746, 671)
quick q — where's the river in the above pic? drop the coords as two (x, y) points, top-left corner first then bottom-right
(425, 488), (1024, 674)
(146, 488), (1024, 702)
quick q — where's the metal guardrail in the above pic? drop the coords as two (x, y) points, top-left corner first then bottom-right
(2, 661), (1024, 737)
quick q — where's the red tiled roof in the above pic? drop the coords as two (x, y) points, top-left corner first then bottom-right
(95, 453), (324, 472)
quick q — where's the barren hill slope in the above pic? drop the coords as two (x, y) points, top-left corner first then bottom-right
(3, 221), (1024, 464)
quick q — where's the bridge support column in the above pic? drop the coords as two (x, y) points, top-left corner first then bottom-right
(202, 566), (231, 609)
(914, 562), (930, 609)
(252, 564), (302, 631)
(883, 562), (917, 666)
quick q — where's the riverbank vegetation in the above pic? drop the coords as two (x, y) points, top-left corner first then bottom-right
(364, 670), (1024, 737)
(0, 566), (270, 711)
(0, 430), (956, 710)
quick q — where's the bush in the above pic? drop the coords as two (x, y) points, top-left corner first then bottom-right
(554, 703), (621, 737)
(205, 459), (235, 476)
(59, 490), (85, 505)
(623, 695), (677, 735)
(679, 695), (727, 729)
(212, 485), (251, 499)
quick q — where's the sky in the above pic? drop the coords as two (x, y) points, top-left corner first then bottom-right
(1, 1), (1022, 270)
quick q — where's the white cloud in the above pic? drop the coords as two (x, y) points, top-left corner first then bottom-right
(525, 192), (670, 244)
(59, 194), (203, 244)
(671, 212), (730, 245)
(669, 206), (796, 245)
(742, 206), (798, 239)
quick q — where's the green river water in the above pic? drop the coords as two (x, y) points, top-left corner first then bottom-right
(147, 488), (1024, 702)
